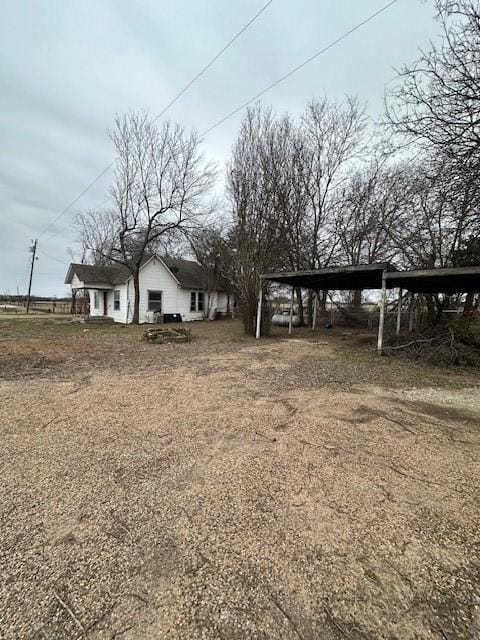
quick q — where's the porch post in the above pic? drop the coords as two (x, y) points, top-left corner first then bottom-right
(255, 279), (263, 339)
(396, 288), (403, 336)
(288, 286), (295, 335)
(377, 270), (387, 353)
(312, 291), (318, 331)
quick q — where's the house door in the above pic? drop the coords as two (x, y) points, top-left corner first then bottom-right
(103, 291), (108, 316)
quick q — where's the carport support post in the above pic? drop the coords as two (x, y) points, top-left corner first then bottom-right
(377, 271), (387, 353)
(396, 288), (403, 336)
(312, 291), (318, 331)
(288, 286), (294, 335)
(255, 280), (263, 339)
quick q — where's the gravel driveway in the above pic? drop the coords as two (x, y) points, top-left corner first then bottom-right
(1, 318), (479, 639)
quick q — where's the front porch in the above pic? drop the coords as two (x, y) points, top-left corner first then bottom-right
(71, 286), (114, 318)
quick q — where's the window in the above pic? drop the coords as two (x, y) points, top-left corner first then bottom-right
(190, 291), (205, 312)
(93, 291), (99, 310)
(113, 290), (120, 311)
(148, 290), (162, 312)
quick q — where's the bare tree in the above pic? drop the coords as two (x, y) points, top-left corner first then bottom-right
(336, 158), (403, 266)
(384, 0), (480, 324)
(383, 153), (480, 321)
(74, 208), (118, 266)
(293, 96), (367, 318)
(386, 155), (479, 270)
(75, 112), (216, 323)
(386, 0), (480, 166)
(300, 96), (368, 272)
(228, 105), (291, 335)
(227, 98), (368, 334)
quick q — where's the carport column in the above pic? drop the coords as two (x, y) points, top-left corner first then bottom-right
(396, 288), (403, 336)
(255, 280), (263, 339)
(288, 286), (295, 335)
(312, 291), (318, 331)
(377, 270), (387, 353)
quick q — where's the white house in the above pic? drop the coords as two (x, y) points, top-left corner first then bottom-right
(65, 255), (231, 323)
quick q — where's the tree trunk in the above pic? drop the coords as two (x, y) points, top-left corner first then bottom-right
(320, 290), (327, 311)
(206, 290), (213, 319)
(352, 290), (362, 307)
(132, 271), (141, 324)
(295, 287), (304, 325)
(425, 294), (437, 326)
(242, 296), (256, 336)
(261, 302), (271, 336)
(463, 292), (474, 315)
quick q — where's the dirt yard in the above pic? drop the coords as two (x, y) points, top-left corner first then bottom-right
(0, 317), (479, 639)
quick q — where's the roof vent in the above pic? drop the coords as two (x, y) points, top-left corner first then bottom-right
(170, 266), (179, 273)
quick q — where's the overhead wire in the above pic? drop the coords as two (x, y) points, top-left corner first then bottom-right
(37, 0), (274, 241)
(199, 0), (399, 138)
(37, 247), (67, 264)
(39, 0), (400, 243)
(52, 0), (400, 244)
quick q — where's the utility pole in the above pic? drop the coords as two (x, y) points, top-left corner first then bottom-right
(26, 239), (38, 313)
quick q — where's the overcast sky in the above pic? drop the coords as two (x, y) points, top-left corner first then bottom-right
(1, 0), (441, 297)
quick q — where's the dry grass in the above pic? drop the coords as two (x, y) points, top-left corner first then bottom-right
(0, 317), (479, 639)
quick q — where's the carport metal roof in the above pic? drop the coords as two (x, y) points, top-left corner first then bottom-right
(261, 263), (395, 290)
(261, 263), (480, 294)
(384, 266), (480, 294)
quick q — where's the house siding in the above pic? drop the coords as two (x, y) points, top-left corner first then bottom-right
(217, 292), (230, 313)
(109, 286), (128, 323)
(178, 289), (231, 321)
(178, 289), (204, 321)
(89, 290), (103, 317)
(71, 274), (83, 289)
(136, 258), (180, 323)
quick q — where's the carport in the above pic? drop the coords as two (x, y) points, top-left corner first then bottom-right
(258, 264), (480, 353)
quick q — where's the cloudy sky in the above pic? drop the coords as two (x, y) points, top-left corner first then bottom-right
(1, 0), (441, 296)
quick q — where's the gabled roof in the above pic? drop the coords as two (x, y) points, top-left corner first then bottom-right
(64, 263), (130, 285)
(65, 255), (227, 291)
(161, 256), (221, 289)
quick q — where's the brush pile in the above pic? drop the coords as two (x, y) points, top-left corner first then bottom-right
(384, 320), (480, 367)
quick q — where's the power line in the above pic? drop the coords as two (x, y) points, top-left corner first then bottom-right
(41, 0), (400, 245)
(200, 0), (399, 137)
(151, 0), (273, 127)
(39, 165), (113, 240)
(37, 0), (273, 241)
(38, 247), (67, 264)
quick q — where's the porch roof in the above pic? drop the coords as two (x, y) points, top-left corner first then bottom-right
(65, 263), (129, 286)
